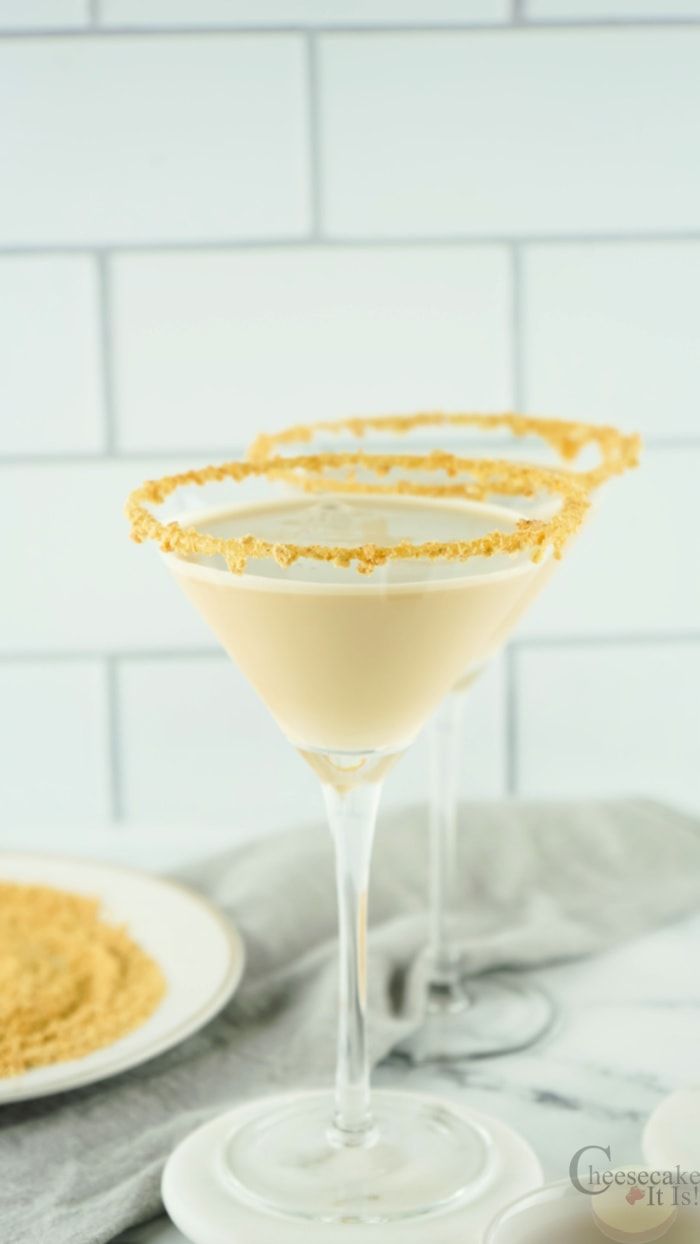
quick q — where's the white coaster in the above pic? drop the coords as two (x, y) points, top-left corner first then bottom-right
(162, 1092), (543, 1244)
(643, 1087), (700, 1170)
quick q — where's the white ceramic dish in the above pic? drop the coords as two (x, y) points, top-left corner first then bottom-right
(0, 851), (245, 1103)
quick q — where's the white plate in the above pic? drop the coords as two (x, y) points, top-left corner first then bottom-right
(0, 851), (245, 1103)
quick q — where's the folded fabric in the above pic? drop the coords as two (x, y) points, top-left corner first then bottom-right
(1, 798), (698, 1244)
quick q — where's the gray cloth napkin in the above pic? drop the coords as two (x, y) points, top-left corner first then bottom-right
(2, 799), (699, 1244)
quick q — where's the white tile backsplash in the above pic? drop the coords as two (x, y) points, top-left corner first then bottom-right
(522, 244), (700, 440)
(111, 246), (512, 451)
(119, 656), (320, 836)
(0, 35), (309, 246)
(526, 1), (700, 18)
(119, 651), (506, 832)
(101, 0), (510, 26)
(515, 643), (700, 813)
(0, 0), (88, 28)
(0, 462), (217, 653)
(521, 447), (700, 638)
(1, 13), (697, 835)
(0, 256), (104, 454)
(0, 662), (110, 829)
(387, 655), (507, 810)
(319, 29), (700, 237)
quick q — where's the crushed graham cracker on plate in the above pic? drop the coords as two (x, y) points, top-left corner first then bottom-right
(0, 881), (166, 1077)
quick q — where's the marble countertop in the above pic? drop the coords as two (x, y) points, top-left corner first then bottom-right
(111, 892), (700, 1244)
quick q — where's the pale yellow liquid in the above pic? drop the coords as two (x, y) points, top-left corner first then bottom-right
(166, 494), (542, 756)
(452, 556), (554, 693)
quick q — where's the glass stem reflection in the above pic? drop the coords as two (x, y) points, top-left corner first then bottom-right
(428, 690), (468, 1004)
(323, 776), (382, 1147)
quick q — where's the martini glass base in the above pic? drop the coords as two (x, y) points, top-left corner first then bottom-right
(398, 972), (555, 1063)
(163, 1093), (544, 1244)
(217, 1089), (495, 1224)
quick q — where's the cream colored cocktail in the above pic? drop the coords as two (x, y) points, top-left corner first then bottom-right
(167, 493), (543, 757)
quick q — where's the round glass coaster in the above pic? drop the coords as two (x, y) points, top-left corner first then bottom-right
(218, 1088), (495, 1224)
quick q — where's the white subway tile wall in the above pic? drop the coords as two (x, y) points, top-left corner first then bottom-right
(118, 656), (320, 837)
(101, 1), (511, 26)
(522, 244), (700, 440)
(0, 662), (110, 826)
(0, 1), (88, 29)
(515, 644), (700, 814)
(2, 6), (698, 843)
(0, 462), (216, 652)
(526, 2), (700, 18)
(111, 247), (512, 451)
(520, 448), (700, 638)
(119, 655), (506, 835)
(1, 256), (104, 453)
(0, 36), (309, 245)
(319, 30), (700, 237)
(386, 656), (508, 808)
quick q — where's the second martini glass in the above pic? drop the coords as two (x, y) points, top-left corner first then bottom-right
(127, 451), (587, 1224)
(249, 412), (640, 1061)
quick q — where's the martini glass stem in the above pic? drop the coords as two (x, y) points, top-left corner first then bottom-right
(323, 777), (382, 1146)
(428, 690), (468, 1002)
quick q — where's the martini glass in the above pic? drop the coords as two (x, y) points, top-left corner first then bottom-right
(248, 413), (639, 1061)
(126, 451), (586, 1224)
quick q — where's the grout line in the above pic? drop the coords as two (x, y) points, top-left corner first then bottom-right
(305, 33), (323, 241)
(105, 656), (124, 824)
(514, 632), (700, 650)
(504, 646), (519, 797)
(518, 15), (700, 28)
(511, 0), (525, 24)
(510, 243), (525, 409)
(0, 452), (109, 466)
(3, 637), (700, 666)
(96, 252), (118, 454)
(2, 18), (700, 36)
(0, 237), (309, 256)
(2, 232), (700, 257)
(87, 0), (100, 27)
(106, 649), (222, 662)
(0, 649), (221, 663)
(0, 448), (248, 466)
